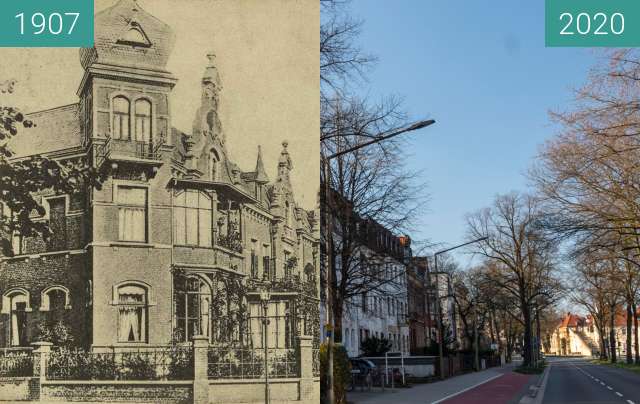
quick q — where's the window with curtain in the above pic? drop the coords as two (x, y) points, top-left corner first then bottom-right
(174, 190), (212, 247)
(117, 186), (147, 242)
(112, 96), (130, 139)
(175, 276), (211, 342)
(117, 285), (148, 343)
(134, 99), (152, 143)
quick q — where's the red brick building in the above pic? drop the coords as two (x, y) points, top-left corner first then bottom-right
(0, 0), (319, 350)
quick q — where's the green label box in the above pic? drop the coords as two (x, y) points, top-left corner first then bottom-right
(546, 0), (640, 47)
(0, 0), (93, 47)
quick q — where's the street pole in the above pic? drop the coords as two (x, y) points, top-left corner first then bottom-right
(323, 119), (435, 404)
(323, 157), (335, 404)
(260, 288), (271, 404)
(433, 237), (487, 380)
(474, 302), (479, 371)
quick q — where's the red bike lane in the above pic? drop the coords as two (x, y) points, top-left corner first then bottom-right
(442, 372), (533, 404)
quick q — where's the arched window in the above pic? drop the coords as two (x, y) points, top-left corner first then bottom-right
(2, 289), (31, 346)
(112, 96), (130, 139)
(135, 99), (152, 143)
(209, 150), (219, 181)
(285, 201), (291, 227)
(117, 283), (148, 343)
(39, 286), (71, 311)
(175, 276), (211, 342)
(174, 190), (212, 247)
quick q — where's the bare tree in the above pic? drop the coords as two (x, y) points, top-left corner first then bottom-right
(321, 95), (427, 343)
(465, 192), (562, 367)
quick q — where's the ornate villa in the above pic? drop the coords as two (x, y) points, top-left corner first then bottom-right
(0, 0), (320, 351)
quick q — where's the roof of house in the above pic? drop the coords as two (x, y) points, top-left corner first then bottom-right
(9, 104), (81, 158)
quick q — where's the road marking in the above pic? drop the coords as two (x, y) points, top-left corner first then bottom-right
(431, 373), (503, 404)
(627, 400), (635, 404)
(616, 392), (623, 397)
(606, 386), (613, 390)
(595, 378), (599, 381)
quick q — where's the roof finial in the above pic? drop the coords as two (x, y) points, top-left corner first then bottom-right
(207, 52), (216, 67)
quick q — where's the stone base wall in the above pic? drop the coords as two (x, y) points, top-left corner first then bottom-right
(208, 379), (301, 403)
(0, 377), (33, 401)
(40, 381), (193, 403)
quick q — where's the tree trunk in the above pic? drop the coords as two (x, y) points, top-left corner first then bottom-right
(610, 309), (617, 363)
(634, 302), (639, 365)
(535, 309), (542, 364)
(522, 303), (532, 367)
(626, 302), (633, 364)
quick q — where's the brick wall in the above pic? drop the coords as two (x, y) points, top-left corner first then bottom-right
(41, 382), (192, 403)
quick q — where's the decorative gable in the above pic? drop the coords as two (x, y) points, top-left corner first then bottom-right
(117, 21), (152, 48)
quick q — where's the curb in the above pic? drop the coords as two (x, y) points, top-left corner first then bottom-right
(518, 365), (551, 404)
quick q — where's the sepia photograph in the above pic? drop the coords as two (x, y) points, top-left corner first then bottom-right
(0, 0), (319, 403)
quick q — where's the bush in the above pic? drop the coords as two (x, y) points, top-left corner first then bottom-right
(515, 359), (546, 374)
(360, 336), (392, 357)
(119, 353), (157, 380)
(320, 343), (351, 404)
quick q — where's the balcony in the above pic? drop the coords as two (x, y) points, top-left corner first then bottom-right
(173, 245), (244, 274)
(95, 136), (164, 170)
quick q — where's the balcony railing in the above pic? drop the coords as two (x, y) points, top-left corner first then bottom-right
(96, 136), (164, 167)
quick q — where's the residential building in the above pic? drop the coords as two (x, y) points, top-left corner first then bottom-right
(0, 0), (319, 350)
(545, 311), (640, 358)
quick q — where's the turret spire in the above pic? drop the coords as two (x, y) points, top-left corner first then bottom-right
(255, 146), (269, 183)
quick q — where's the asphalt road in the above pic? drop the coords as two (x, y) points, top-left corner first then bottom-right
(543, 358), (640, 404)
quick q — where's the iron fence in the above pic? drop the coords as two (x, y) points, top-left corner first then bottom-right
(46, 346), (192, 381)
(0, 348), (33, 377)
(312, 348), (320, 377)
(207, 346), (298, 379)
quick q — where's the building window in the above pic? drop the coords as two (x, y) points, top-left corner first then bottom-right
(117, 284), (148, 343)
(39, 286), (71, 312)
(2, 289), (31, 347)
(134, 99), (152, 143)
(175, 276), (211, 342)
(112, 96), (130, 140)
(174, 190), (212, 247)
(209, 150), (219, 181)
(117, 186), (147, 242)
(250, 241), (258, 278)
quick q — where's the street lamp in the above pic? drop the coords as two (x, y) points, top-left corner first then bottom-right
(431, 237), (487, 379)
(322, 119), (435, 404)
(260, 286), (272, 404)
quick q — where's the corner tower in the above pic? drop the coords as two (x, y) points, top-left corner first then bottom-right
(78, 0), (177, 149)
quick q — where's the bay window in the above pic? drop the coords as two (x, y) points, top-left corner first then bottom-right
(174, 190), (212, 247)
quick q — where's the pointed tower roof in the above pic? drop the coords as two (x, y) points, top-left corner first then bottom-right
(80, 0), (175, 71)
(255, 146), (269, 183)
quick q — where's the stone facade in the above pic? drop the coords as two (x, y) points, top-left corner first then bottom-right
(0, 0), (319, 352)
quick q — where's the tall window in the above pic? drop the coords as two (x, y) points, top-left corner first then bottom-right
(117, 284), (148, 343)
(117, 186), (147, 242)
(134, 99), (152, 142)
(175, 276), (211, 342)
(3, 289), (30, 347)
(112, 96), (130, 139)
(250, 241), (258, 278)
(209, 150), (219, 181)
(174, 190), (212, 247)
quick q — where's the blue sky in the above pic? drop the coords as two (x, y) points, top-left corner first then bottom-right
(347, 0), (600, 265)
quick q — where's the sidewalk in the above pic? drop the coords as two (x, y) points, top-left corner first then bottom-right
(347, 366), (512, 404)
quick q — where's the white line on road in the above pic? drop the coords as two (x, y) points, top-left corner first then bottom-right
(627, 400), (635, 404)
(616, 392), (623, 397)
(600, 382), (605, 386)
(606, 386), (613, 390)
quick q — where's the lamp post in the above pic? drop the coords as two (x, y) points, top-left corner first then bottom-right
(431, 237), (487, 379)
(260, 286), (272, 404)
(323, 119), (435, 404)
